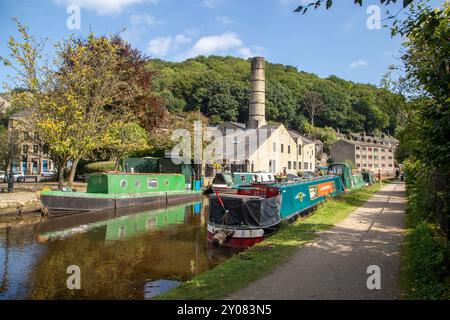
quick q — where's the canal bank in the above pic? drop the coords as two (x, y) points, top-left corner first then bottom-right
(155, 182), (387, 300)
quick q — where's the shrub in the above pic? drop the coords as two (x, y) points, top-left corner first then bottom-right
(84, 161), (116, 173)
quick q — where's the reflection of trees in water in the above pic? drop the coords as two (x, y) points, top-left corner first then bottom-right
(0, 227), (11, 294)
(27, 208), (227, 299)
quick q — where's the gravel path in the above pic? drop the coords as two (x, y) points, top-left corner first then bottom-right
(230, 182), (406, 300)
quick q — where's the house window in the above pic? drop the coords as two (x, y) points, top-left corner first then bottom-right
(356, 146), (360, 150)
(381, 149), (385, 152)
(357, 163), (361, 168)
(363, 163), (367, 167)
(304, 162), (308, 170)
(288, 145), (291, 154)
(368, 155), (372, 160)
(22, 145), (29, 154)
(288, 161), (292, 170)
(369, 164), (373, 167)
(24, 132), (30, 140)
(147, 179), (158, 189)
(374, 156), (378, 160)
(33, 145), (39, 154)
(374, 148), (378, 152)
(362, 155), (367, 159)
(362, 147), (367, 151)
(293, 162), (297, 170)
(368, 147), (372, 151)
(298, 145), (302, 155)
(281, 144), (284, 153)
(33, 132), (39, 140)
(381, 156), (386, 160)
(310, 163), (313, 170)
(356, 154), (360, 159)
(374, 164), (379, 168)
(11, 130), (18, 140)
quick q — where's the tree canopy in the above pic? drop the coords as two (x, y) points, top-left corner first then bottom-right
(149, 55), (403, 135)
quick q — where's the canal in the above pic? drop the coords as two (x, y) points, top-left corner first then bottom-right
(0, 199), (240, 299)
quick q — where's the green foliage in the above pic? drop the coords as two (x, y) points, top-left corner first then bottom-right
(402, 222), (449, 299)
(150, 56), (402, 135)
(294, 0), (414, 14)
(84, 161), (116, 173)
(401, 157), (450, 299)
(0, 125), (8, 171)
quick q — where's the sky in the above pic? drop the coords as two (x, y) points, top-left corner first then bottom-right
(0, 0), (443, 89)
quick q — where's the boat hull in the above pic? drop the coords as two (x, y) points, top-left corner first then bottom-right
(41, 191), (202, 215)
(207, 224), (265, 248)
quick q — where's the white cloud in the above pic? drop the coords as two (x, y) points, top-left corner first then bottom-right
(187, 32), (242, 57)
(215, 16), (234, 25)
(279, 0), (308, 6)
(202, 0), (225, 9)
(174, 34), (192, 45)
(237, 46), (264, 59)
(130, 13), (164, 27)
(54, 0), (158, 15)
(146, 33), (192, 57)
(147, 37), (172, 57)
(350, 59), (368, 69)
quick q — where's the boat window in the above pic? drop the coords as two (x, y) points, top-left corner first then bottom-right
(147, 178), (158, 189)
(164, 180), (169, 187)
(135, 180), (141, 188)
(120, 180), (127, 188)
(240, 175), (246, 182)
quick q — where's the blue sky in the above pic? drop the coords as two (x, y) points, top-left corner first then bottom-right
(0, 0), (443, 88)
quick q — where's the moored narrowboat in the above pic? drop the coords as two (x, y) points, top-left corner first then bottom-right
(206, 172), (275, 194)
(40, 173), (202, 214)
(361, 172), (375, 185)
(327, 163), (365, 191)
(207, 175), (345, 248)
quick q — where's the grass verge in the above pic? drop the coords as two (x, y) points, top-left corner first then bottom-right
(400, 217), (450, 299)
(155, 182), (382, 300)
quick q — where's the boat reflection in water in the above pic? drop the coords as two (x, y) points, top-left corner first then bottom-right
(0, 200), (240, 300)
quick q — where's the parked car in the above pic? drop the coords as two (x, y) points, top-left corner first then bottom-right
(1, 172), (24, 182)
(41, 171), (56, 178)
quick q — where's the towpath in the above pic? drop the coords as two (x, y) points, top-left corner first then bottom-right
(230, 181), (406, 300)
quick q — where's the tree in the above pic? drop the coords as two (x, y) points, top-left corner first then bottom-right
(294, 0), (414, 14)
(0, 126), (8, 171)
(103, 122), (149, 170)
(1, 20), (149, 187)
(301, 91), (325, 126)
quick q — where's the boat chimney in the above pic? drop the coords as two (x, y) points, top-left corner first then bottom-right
(247, 57), (266, 129)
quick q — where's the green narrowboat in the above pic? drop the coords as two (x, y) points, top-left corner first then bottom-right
(361, 172), (375, 185)
(327, 163), (365, 191)
(40, 173), (202, 214)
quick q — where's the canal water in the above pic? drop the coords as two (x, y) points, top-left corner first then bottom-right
(0, 200), (239, 299)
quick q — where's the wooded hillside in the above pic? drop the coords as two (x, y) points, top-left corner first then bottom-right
(148, 55), (403, 135)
